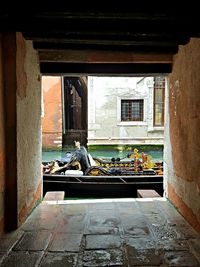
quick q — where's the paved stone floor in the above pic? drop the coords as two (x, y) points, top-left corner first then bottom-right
(0, 198), (200, 266)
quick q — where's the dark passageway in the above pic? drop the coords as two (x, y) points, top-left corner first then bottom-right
(0, 4), (200, 266)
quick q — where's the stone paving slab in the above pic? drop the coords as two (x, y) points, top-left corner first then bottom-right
(0, 230), (24, 240)
(43, 191), (65, 201)
(164, 250), (200, 266)
(149, 223), (178, 240)
(120, 215), (147, 228)
(33, 205), (62, 218)
(0, 230), (24, 252)
(0, 198), (199, 267)
(40, 252), (78, 267)
(60, 204), (87, 215)
(21, 217), (57, 231)
(12, 231), (52, 251)
(57, 215), (86, 233)
(83, 249), (123, 267)
(157, 200), (184, 220)
(33, 204), (63, 215)
(48, 233), (83, 252)
(88, 214), (120, 228)
(116, 200), (137, 210)
(87, 203), (116, 211)
(157, 239), (189, 251)
(86, 234), (122, 249)
(117, 208), (141, 217)
(0, 251), (43, 267)
(136, 199), (160, 214)
(166, 216), (191, 226)
(126, 247), (163, 266)
(28, 210), (61, 222)
(173, 224), (200, 239)
(0, 237), (20, 252)
(187, 238), (200, 263)
(0, 253), (5, 264)
(144, 211), (167, 226)
(125, 237), (156, 250)
(122, 225), (151, 237)
(84, 226), (120, 235)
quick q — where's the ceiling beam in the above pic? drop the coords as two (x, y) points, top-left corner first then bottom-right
(40, 62), (172, 75)
(34, 42), (178, 53)
(39, 50), (173, 64)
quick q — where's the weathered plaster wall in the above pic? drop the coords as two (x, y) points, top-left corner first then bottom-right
(0, 34), (5, 234)
(166, 38), (200, 233)
(88, 76), (164, 145)
(17, 34), (42, 225)
(42, 76), (62, 150)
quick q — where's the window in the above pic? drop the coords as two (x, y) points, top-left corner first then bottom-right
(154, 77), (165, 126)
(121, 99), (144, 121)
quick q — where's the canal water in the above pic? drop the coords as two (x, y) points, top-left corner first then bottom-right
(42, 147), (163, 162)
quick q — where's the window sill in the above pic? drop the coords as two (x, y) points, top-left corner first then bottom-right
(117, 121), (148, 126)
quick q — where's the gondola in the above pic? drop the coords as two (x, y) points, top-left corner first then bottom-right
(42, 145), (163, 197)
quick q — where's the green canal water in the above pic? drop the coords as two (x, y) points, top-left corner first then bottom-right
(42, 146), (163, 162)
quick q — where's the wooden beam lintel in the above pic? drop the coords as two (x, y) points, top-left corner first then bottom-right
(39, 50), (173, 64)
(40, 62), (172, 75)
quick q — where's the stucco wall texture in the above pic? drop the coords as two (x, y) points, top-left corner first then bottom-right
(17, 34), (42, 225)
(88, 77), (164, 145)
(0, 34), (5, 234)
(167, 38), (200, 232)
(42, 76), (62, 149)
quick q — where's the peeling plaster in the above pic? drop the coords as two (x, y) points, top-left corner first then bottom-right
(16, 33), (27, 99)
(166, 38), (200, 225)
(17, 39), (42, 225)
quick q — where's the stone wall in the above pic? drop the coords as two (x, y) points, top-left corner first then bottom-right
(166, 38), (200, 233)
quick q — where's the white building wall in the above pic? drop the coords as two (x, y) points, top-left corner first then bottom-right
(88, 76), (164, 145)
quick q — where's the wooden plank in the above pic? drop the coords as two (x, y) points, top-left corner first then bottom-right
(39, 50), (173, 64)
(40, 62), (172, 75)
(43, 191), (65, 201)
(137, 189), (161, 198)
(35, 41), (178, 53)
